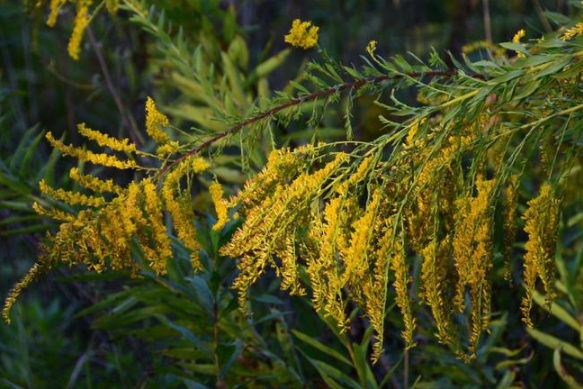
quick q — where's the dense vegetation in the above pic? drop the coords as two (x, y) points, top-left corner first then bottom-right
(3, 1), (583, 388)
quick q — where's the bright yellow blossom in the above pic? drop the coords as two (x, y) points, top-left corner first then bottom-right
(284, 19), (319, 49)
(145, 97), (171, 144)
(512, 29), (526, 58)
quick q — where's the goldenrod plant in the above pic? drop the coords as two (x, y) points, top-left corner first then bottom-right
(5, 0), (583, 387)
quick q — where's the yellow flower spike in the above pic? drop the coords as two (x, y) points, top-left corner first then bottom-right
(521, 184), (560, 328)
(143, 180), (173, 268)
(40, 179), (106, 207)
(366, 40), (377, 57)
(209, 182), (229, 231)
(161, 158), (202, 271)
(145, 97), (171, 144)
(46, 132), (138, 170)
(285, 19), (319, 49)
(77, 123), (137, 154)
(47, 0), (66, 27)
(512, 29), (525, 43)
(32, 202), (75, 222)
(69, 167), (124, 195)
(561, 22), (583, 41)
(512, 29), (526, 58)
(3, 262), (46, 324)
(68, 0), (91, 61)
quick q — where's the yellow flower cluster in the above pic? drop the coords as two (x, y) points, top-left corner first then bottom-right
(284, 19), (319, 49)
(3, 110), (217, 323)
(521, 184), (560, 328)
(222, 151), (421, 359)
(222, 149), (345, 309)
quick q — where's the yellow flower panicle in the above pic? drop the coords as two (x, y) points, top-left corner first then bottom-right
(46, 132), (138, 170)
(145, 97), (171, 145)
(209, 182), (229, 231)
(285, 19), (319, 49)
(78, 123), (137, 154)
(68, 0), (90, 61)
(70, 167), (124, 195)
(40, 179), (106, 207)
(521, 184), (560, 328)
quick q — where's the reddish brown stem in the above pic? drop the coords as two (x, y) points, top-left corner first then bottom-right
(159, 70), (482, 176)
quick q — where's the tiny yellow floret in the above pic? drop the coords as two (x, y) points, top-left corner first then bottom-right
(285, 19), (319, 49)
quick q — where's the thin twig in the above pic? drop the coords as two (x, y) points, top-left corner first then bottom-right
(87, 26), (142, 146)
(531, 0), (553, 33)
(160, 70), (484, 176)
(483, 0), (492, 42)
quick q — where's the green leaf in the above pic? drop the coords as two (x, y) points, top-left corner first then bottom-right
(291, 330), (352, 366)
(553, 348), (583, 389)
(528, 328), (583, 360)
